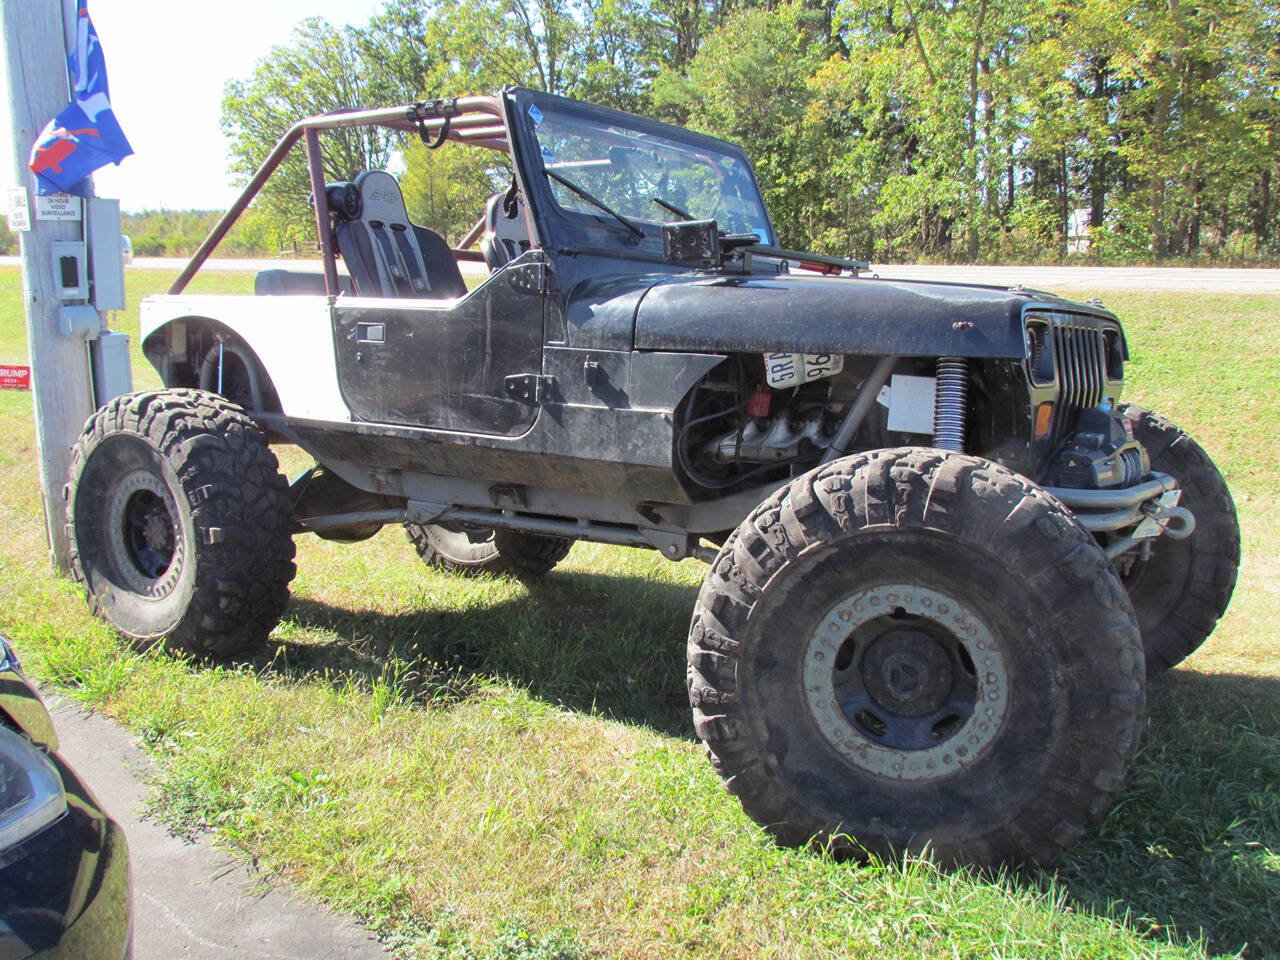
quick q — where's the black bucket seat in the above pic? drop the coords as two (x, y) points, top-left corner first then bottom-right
(331, 170), (467, 299)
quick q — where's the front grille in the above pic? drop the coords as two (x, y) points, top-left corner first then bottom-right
(1049, 319), (1108, 411)
(1025, 311), (1122, 452)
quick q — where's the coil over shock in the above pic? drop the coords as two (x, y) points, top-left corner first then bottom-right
(933, 357), (969, 452)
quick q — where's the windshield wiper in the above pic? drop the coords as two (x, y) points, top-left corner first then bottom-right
(545, 170), (645, 240)
(651, 196), (693, 221)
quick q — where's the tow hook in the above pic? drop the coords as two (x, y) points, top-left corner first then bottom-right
(1103, 490), (1196, 560)
(1134, 490), (1196, 541)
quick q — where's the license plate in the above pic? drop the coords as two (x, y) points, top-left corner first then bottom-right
(764, 352), (844, 389)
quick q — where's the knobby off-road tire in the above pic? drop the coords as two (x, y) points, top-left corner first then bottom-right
(66, 390), (296, 659)
(688, 448), (1145, 868)
(404, 523), (572, 580)
(1117, 404), (1240, 677)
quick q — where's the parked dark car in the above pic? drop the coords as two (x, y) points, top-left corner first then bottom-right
(0, 635), (131, 959)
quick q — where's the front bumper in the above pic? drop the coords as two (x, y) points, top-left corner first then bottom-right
(1044, 471), (1196, 558)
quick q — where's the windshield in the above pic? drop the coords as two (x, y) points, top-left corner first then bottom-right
(525, 100), (773, 246)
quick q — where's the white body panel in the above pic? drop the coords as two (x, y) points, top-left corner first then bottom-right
(139, 294), (352, 422)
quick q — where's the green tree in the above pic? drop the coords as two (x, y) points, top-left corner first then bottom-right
(652, 3), (827, 247)
(221, 18), (398, 237)
(400, 139), (512, 243)
(212, 0), (1280, 265)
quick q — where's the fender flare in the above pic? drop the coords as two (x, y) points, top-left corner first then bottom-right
(143, 316), (280, 414)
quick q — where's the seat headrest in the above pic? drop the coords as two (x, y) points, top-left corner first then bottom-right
(482, 190), (532, 270)
(354, 170), (411, 226)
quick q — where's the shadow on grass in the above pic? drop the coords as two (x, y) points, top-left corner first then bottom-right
(1056, 669), (1280, 958)
(262, 569), (700, 736)
(256, 574), (1278, 957)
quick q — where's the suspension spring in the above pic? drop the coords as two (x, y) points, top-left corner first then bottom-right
(933, 357), (969, 452)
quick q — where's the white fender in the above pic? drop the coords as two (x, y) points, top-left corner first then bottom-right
(139, 294), (351, 422)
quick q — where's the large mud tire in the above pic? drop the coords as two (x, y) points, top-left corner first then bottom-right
(405, 523), (572, 580)
(1117, 404), (1240, 676)
(688, 448), (1144, 868)
(66, 390), (296, 659)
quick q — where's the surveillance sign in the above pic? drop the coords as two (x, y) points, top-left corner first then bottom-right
(35, 194), (82, 221)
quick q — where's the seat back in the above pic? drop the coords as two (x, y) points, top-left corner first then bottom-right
(481, 191), (532, 270)
(333, 170), (466, 299)
(254, 269), (354, 297)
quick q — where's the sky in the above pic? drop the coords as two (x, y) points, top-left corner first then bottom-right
(2, 0), (385, 212)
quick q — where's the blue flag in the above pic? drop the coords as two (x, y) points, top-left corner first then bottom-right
(29, 3), (133, 196)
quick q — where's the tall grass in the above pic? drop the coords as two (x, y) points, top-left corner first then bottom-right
(0, 268), (1276, 957)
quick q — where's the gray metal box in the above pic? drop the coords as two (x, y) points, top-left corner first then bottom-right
(87, 198), (126, 311)
(49, 240), (87, 300)
(91, 330), (133, 407)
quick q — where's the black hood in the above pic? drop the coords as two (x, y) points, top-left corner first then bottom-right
(632, 272), (1100, 359)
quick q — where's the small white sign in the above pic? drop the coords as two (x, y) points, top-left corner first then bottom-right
(35, 193), (82, 222)
(5, 188), (30, 231)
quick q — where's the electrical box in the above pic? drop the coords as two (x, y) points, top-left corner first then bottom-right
(90, 330), (133, 406)
(86, 198), (126, 311)
(50, 240), (87, 300)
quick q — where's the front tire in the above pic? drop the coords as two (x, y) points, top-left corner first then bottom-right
(688, 448), (1144, 868)
(404, 523), (572, 580)
(66, 390), (296, 659)
(1117, 404), (1240, 676)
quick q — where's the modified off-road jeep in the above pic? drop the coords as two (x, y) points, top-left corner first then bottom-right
(66, 89), (1240, 867)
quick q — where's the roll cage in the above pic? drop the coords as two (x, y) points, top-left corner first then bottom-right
(171, 89), (870, 301)
(170, 95), (513, 298)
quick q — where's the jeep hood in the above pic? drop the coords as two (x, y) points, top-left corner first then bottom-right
(632, 273), (1085, 359)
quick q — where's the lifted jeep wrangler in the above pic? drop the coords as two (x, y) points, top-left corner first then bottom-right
(66, 89), (1240, 867)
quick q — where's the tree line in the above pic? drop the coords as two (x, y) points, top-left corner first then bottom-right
(209, 0), (1278, 265)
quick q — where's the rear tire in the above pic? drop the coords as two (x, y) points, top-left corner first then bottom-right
(405, 523), (571, 580)
(66, 390), (296, 659)
(688, 448), (1144, 868)
(1117, 404), (1240, 676)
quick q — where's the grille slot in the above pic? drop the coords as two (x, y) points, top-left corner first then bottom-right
(1049, 320), (1107, 411)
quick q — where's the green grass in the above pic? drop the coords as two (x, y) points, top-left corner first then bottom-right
(1, 266), (1278, 958)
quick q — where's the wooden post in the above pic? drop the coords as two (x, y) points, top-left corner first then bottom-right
(1, 0), (97, 571)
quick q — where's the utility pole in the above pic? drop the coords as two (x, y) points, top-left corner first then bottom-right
(1, 0), (97, 571)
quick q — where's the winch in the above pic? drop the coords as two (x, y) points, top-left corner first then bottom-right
(1047, 407), (1148, 489)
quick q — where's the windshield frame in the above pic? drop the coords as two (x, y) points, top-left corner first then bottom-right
(505, 88), (777, 262)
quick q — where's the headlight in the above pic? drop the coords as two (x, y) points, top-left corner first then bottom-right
(1025, 320), (1055, 386)
(0, 725), (66, 854)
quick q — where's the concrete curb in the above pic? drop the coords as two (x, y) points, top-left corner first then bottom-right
(45, 695), (390, 960)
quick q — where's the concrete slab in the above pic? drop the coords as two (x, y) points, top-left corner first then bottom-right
(45, 695), (389, 960)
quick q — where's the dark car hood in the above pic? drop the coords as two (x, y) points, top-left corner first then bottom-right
(632, 272), (1089, 359)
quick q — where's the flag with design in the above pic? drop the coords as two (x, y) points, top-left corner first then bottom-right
(29, 2), (133, 195)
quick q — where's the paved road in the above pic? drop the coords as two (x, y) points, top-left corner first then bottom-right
(5, 256), (1279, 292)
(862, 263), (1280, 293)
(47, 696), (388, 960)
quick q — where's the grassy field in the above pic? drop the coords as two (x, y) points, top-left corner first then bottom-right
(0, 265), (1277, 958)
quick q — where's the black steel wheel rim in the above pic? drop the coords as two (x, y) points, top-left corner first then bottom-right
(802, 583), (1009, 781)
(122, 488), (176, 578)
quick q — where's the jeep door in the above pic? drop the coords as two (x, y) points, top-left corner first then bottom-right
(330, 261), (545, 435)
